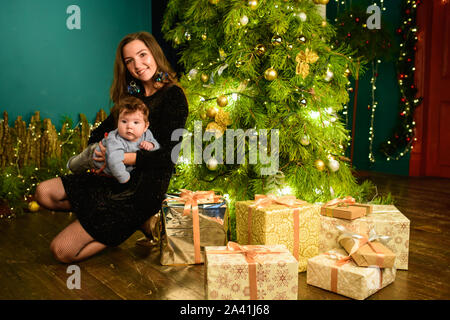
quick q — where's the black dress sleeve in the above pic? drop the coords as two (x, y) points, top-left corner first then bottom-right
(135, 85), (189, 170)
(88, 113), (116, 145)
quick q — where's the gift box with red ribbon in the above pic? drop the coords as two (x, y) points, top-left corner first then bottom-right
(319, 205), (410, 270)
(320, 196), (372, 220)
(306, 249), (396, 300)
(205, 242), (298, 300)
(159, 189), (228, 266)
(235, 194), (321, 272)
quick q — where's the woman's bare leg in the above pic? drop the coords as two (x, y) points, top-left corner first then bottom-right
(50, 219), (107, 263)
(35, 178), (107, 262)
(34, 177), (71, 211)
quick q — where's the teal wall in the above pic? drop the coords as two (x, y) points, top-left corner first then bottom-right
(0, 0), (151, 129)
(328, 0), (410, 175)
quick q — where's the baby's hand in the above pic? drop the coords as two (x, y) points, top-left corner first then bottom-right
(140, 141), (154, 151)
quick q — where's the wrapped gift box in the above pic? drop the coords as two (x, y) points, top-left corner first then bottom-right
(160, 190), (228, 266)
(319, 205), (410, 270)
(235, 195), (321, 272)
(339, 238), (395, 268)
(205, 242), (298, 300)
(321, 203), (372, 220)
(307, 249), (396, 300)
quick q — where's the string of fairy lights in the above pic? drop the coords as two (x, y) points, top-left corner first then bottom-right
(334, 0), (421, 163)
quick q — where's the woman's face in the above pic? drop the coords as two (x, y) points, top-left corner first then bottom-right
(122, 40), (157, 83)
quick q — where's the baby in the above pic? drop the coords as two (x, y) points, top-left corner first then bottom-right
(67, 96), (159, 183)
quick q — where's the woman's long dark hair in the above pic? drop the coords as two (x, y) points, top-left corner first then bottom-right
(110, 31), (178, 104)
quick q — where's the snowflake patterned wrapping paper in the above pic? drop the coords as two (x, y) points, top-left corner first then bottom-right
(306, 249), (396, 300)
(319, 205), (410, 270)
(235, 199), (321, 272)
(204, 243), (298, 300)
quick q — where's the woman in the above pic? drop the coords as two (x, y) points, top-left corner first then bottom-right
(35, 31), (188, 263)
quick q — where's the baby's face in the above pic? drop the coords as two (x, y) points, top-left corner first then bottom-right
(117, 110), (149, 142)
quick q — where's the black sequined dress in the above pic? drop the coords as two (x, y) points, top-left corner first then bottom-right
(61, 84), (188, 246)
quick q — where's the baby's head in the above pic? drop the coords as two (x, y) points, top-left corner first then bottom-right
(114, 96), (149, 142)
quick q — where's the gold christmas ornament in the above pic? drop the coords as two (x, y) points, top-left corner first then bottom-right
(314, 159), (325, 171)
(215, 109), (232, 127)
(255, 44), (266, 56)
(28, 201), (40, 212)
(319, 0), (330, 4)
(264, 68), (278, 81)
(206, 158), (219, 171)
(206, 122), (225, 138)
(206, 105), (219, 118)
(201, 33), (207, 40)
(297, 35), (307, 44)
(200, 73), (209, 83)
(344, 68), (351, 77)
(300, 135), (310, 146)
(248, 0), (258, 10)
(321, 20), (328, 27)
(216, 95), (228, 107)
(209, 0), (219, 4)
(271, 35), (282, 46)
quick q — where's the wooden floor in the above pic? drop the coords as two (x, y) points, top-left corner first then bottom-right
(0, 171), (449, 300)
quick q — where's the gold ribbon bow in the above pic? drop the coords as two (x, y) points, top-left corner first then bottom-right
(247, 194), (308, 260)
(165, 189), (221, 264)
(208, 241), (284, 300)
(295, 48), (319, 79)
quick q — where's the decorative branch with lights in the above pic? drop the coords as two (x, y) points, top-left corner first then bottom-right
(379, 0), (422, 161)
(332, 3), (394, 164)
(0, 110), (106, 218)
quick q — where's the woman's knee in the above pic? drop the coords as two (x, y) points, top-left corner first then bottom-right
(34, 178), (66, 209)
(50, 238), (75, 264)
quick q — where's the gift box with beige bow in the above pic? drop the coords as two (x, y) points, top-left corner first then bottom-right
(306, 249), (396, 300)
(336, 225), (396, 268)
(205, 242), (298, 300)
(319, 204), (410, 270)
(159, 189), (228, 266)
(235, 194), (321, 272)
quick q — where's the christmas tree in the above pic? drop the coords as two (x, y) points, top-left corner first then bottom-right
(162, 0), (376, 237)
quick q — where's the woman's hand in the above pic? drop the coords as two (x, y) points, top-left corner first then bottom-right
(93, 141), (107, 174)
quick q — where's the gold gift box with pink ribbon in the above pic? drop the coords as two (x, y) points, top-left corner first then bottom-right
(320, 204), (410, 270)
(205, 242), (298, 300)
(306, 249), (396, 300)
(159, 189), (228, 266)
(321, 196), (372, 220)
(235, 194), (321, 272)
